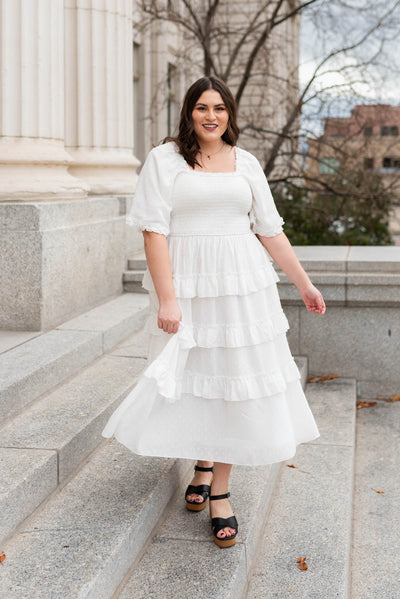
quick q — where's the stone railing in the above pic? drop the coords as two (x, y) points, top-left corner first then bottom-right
(277, 246), (400, 398)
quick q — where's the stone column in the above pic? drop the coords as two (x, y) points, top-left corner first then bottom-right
(0, 0), (88, 199)
(64, 0), (140, 194)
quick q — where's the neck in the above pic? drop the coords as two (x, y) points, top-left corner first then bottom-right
(198, 139), (224, 155)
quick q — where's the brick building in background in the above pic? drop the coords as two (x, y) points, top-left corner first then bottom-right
(306, 104), (400, 240)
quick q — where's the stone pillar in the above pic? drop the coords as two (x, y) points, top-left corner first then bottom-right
(0, 0), (88, 199)
(0, 0), (135, 331)
(64, 0), (140, 194)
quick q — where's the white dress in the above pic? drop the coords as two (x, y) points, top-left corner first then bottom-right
(102, 141), (320, 465)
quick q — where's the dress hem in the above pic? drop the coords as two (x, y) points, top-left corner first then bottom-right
(105, 432), (321, 467)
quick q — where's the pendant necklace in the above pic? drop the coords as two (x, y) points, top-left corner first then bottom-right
(201, 141), (225, 160)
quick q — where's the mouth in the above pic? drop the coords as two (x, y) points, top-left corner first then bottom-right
(202, 124), (218, 131)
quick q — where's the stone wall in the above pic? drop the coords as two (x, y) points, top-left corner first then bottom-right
(277, 246), (400, 398)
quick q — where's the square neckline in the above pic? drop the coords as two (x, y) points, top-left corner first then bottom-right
(186, 145), (238, 175)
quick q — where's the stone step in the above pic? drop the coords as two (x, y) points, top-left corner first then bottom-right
(246, 378), (357, 599)
(0, 448), (58, 546)
(0, 293), (149, 425)
(123, 269), (146, 293)
(127, 255), (147, 271)
(0, 326), (149, 546)
(351, 396), (399, 598)
(0, 440), (191, 599)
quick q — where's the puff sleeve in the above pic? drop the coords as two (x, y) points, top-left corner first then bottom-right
(241, 150), (285, 237)
(127, 146), (174, 236)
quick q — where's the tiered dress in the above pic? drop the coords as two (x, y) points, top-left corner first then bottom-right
(102, 141), (319, 465)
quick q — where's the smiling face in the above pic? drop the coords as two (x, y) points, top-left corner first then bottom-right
(191, 89), (230, 145)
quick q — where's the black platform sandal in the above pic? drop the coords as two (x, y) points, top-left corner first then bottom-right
(209, 492), (238, 548)
(185, 465), (214, 512)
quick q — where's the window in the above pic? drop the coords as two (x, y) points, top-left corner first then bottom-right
(319, 157), (340, 175)
(381, 126), (399, 136)
(364, 158), (374, 170)
(363, 126), (373, 137)
(382, 157), (400, 169)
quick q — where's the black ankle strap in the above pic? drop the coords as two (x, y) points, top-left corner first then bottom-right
(209, 492), (230, 500)
(194, 465), (214, 472)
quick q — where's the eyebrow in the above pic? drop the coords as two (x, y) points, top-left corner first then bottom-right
(195, 102), (226, 107)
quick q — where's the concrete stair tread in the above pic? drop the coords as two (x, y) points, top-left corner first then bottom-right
(123, 270), (146, 280)
(246, 377), (357, 598)
(58, 293), (148, 350)
(0, 441), (191, 599)
(127, 254), (146, 270)
(0, 293), (149, 425)
(0, 448), (57, 544)
(123, 270), (147, 293)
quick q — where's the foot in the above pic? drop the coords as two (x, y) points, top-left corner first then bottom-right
(186, 462), (213, 504)
(210, 495), (236, 539)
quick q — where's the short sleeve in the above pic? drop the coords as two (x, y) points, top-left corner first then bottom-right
(242, 151), (285, 237)
(127, 146), (173, 236)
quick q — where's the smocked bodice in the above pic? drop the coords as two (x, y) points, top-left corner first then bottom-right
(169, 171), (253, 236)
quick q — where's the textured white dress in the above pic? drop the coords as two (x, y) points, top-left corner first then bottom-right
(102, 141), (320, 465)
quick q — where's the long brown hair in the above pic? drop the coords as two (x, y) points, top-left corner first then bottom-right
(164, 77), (240, 168)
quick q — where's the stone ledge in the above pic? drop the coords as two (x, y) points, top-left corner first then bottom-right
(275, 246), (400, 307)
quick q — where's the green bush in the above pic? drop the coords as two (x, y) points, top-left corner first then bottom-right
(273, 170), (393, 245)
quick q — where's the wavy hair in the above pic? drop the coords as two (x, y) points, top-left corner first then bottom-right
(163, 77), (240, 168)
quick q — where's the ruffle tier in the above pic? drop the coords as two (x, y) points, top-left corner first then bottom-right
(142, 232), (279, 298)
(103, 377), (319, 466)
(146, 327), (300, 402)
(145, 285), (289, 349)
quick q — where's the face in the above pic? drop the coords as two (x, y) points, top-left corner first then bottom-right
(191, 89), (229, 144)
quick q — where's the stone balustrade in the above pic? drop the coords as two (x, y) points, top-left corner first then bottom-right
(277, 246), (400, 398)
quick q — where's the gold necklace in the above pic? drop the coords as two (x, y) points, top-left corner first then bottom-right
(200, 142), (225, 160)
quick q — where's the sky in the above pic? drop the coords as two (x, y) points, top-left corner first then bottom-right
(298, 0), (400, 132)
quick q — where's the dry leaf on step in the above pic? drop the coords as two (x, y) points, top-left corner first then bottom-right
(357, 401), (377, 409)
(307, 374), (338, 383)
(377, 395), (400, 403)
(297, 557), (308, 570)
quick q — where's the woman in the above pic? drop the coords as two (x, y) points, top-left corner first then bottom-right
(102, 76), (325, 549)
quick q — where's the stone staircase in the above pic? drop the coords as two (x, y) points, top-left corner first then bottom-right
(123, 254), (147, 293)
(0, 285), (396, 598)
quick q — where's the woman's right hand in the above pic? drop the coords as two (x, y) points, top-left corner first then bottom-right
(158, 298), (182, 334)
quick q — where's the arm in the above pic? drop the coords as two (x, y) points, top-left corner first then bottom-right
(143, 231), (182, 334)
(259, 232), (326, 315)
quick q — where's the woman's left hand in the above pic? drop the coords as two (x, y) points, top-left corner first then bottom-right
(299, 283), (326, 315)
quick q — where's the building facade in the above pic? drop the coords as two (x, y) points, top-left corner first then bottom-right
(306, 104), (400, 238)
(0, 0), (300, 331)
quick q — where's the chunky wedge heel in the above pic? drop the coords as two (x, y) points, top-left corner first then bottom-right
(209, 491), (238, 548)
(185, 465), (214, 511)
